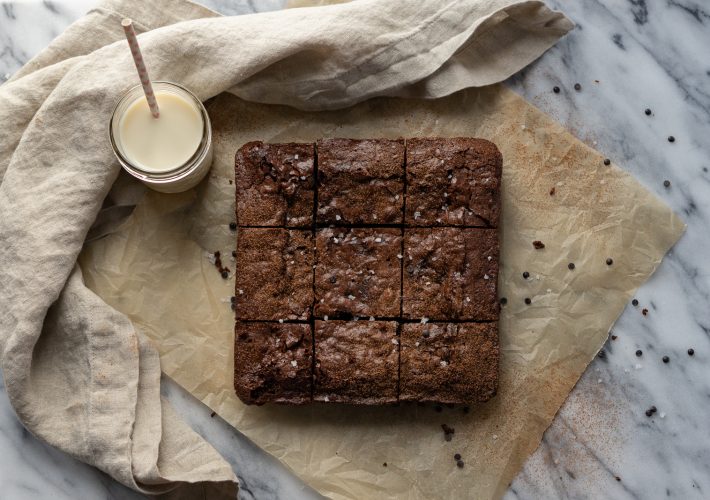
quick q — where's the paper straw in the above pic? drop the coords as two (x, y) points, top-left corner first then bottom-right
(121, 18), (159, 118)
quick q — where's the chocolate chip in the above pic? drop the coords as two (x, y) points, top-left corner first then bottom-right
(632, 299), (639, 306)
(650, 406), (657, 413)
(524, 297), (532, 305)
(668, 136), (675, 143)
(663, 180), (671, 188)
(688, 348), (695, 356)
(606, 258), (613, 265)
(645, 108), (652, 116)
(645, 409), (653, 417)
(574, 83), (582, 91)
(221, 270), (229, 279)
(533, 240), (545, 249)
(523, 271), (530, 279)
(568, 262), (575, 270)
(456, 460), (465, 468)
(454, 453), (461, 460)
(230, 296), (236, 303)
(229, 222), (237, 230)
(549, 186), (556, 196)
(232, 250), (237, 258)
(214, 251), (221, 258)
(603, 158), (611, 166)
(615, 476), (622, 482)
(598, 349), (606, 359)
(553, 86), (560, 93)
(500, 297), (507, 306)
(611, 335), (618, 340)
(210, 411), (216, 418)
(383, 462), (387, 467)
(636, 349), (643, 357)
(662, 355), (669, 363)
(642, 308), (648, 316)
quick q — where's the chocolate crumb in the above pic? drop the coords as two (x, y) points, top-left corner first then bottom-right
(603, 158), (611, 166)
(500, 297), (507, 306)
(533, 240), (545, 249)
(598, 349), (606, 359)
(549, 186), (556, 196)
(553, 86), (560, 93)
(232, 250), (237, 258)
(522, 271), (530, 279)
(650, 406), (657, 413)
(221, 270), (229, 279)
(611, 335), (618, 340)
(663, 180), (671, 188)
(636, 349), (643, 357)
(230, 296), (236, 303)
(688, 348), (695, 356)
(615, 476), (622, 482)
(454, 453), (462, 460)
(210, 411), (216, 418)
(568, 262), (575, 270)
(668, 136), (675, 143)
(662, 355), (669, 363)
(524, 297), (532, 305)
(632, 299), (639, 306)
(645, 108), (652, 116)
(574, 83), (582, 91)
(229, 179), (233, 185)
(456, 460), (465, 468)
(606, 258), (613, 266)
(383, 462), (387, 467)
(642, 308), (648, 316)
(229, 222), (237, 230)
(645, 409), (653, 417)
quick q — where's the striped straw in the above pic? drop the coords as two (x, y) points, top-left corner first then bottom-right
(121, 18), (159, 118)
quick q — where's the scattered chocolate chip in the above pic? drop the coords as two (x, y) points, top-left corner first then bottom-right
(229, 179), (233, 185)
(435, 405), (442, 413)
(229, 222), (237, 230)
(604, 158), (611, 166)
(232, 250), (237, 258)
(456, 460), (465, 468)
(383, 462), (387, 467)
(632, 299), (639, 306)
(524, 297), (532, 305)
(668, 136), (675, 143)
(662, 355), (669, 363)
(636, 349), (643, 357)
(611, 335), (618, 340)
(533, 240), (545, 249)
(553, 86), (560, 93)
(221, 270), (229, 279)
(210, 411), (216, 418)
(615, 476), (622, 482)
(650, 406), (657, 413)
(642, 308), (648, 316)
(598, 349), (606, 359)
(663, 180), (671, 188)
(549, 186), (556, 196)
(454, 453), (462, 460)
(688, 348), (695, 356)
(574, 83), (582, 91)
(230, 296), (236, 303)
(645, 409), (653, 417)
(645, 108), (652, 116)
(568, 262), (575, 270)
(523, 271), (530, 279)
(500, 297), (507, 306)
(606, 258), (613, 266)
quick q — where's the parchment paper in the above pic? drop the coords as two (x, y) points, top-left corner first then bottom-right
(79, 84), (684, 499)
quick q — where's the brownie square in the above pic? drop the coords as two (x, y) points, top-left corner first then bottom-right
(316, 138), (404, 224)
(405, 138), (502, 227)
(235, 141), (315, 227)
(314, 320), (398, 404)
(402, 228), (498, 320)
(234, 322), (313, 405)
(234, 228), (313, 320)
(400, 323), (498, 403)
(314, 228), (401, 318)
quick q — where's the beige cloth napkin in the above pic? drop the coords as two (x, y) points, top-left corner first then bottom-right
(0, 0), (572, 495)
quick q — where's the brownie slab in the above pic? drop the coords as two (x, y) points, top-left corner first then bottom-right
(406, 138), (502, 227)
(315, 228), (401, 318)
(400, 323), (498, 403)
(234, 228), (313, 320)
(234, 322), (313, 405)
(316, 138), (404, 224)
(235, 141), (315, 227)
(314, 320), (398, 404)
(402, 228), (498, 320)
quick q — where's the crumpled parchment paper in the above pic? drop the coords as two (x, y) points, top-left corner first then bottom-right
(79, 84), (684, 499)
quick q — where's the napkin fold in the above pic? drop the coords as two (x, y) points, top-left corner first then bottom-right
(0, 0), (572, 495)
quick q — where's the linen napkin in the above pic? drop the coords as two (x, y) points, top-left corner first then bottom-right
(0, 0), (573, 495)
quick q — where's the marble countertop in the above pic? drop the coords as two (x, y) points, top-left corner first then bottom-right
(1, 1), (709, 499)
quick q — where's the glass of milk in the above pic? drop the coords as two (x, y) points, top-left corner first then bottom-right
(109, 81), (213, 193)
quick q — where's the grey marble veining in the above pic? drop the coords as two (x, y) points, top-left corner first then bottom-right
(1, 0), (709, 499)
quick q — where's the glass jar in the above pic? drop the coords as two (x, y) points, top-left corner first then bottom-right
(109, 81), (213, 193)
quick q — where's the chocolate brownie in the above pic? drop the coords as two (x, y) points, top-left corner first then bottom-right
(235, 141), (315, 227)
(405, 138), (502, 227)
(314, 320), (398, 404)
(400, 323), (498, 403)
(316, 138), (404, 224)
(234, 322), (313, 405)
(314, 228), (401, 318)
(234, 228), (313, 320)
(402, 228), (498, 320)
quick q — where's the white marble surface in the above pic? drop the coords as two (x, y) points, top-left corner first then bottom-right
(1, 0), (709, 499)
